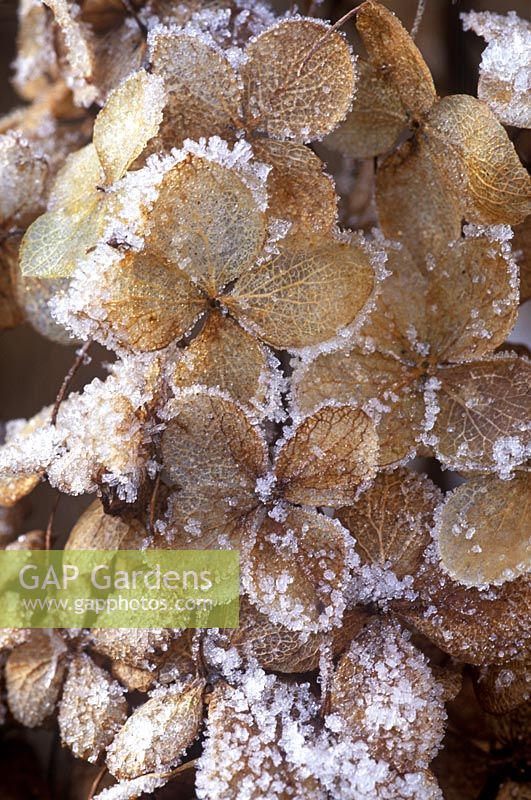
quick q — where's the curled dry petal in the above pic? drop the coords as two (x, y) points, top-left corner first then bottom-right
(436, 473), (531, 588)
(326, 59), (407, 159)
(375, 138), (462, 266)
(171, 312), (271, 410)
(243, 508), (354, 632)
(356, 0), (436, 117)
(432, 356), (531, 473)
(6, 631), (67, 727)
(58, 652), (127, 762)
(160, 392), (267, 546)
(275, 405), (379, 506)
(65, 499), (149, 549)
(149, 31), (241, 148)
(426, 94), (531, 225)
(106, 680), (205, 780)
(93, 70), (166, 185)
(90, 628), (174, 671)
(227, 234), (374, 349)
(330, 619), (446, 773)
(242, 19), (355, 142)
(337, 468), (441, 579)
(148, 157), (267, 297)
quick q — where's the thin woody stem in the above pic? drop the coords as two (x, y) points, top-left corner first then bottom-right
(50, 341), (92, 427)
(296, 5), (362, 78)
(410, 0), (427, 40)
(45, 492), (61, 551)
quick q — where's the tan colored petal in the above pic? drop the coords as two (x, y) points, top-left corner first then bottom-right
(6, 631), (67, 727)
(43, 0), (97, 107)
(0, 132), (48, 227)
(356, 0), (436, 117)
(426, 234), (519, 362)
(432, 357), (531, 473)
(58, 653), (127, 763)
(149, 31), (241, 148)
(426, 94), (531, 225)
(227, 598), (369, 673)
(275, 405), (379, 506)
(160, 392), (266, 546)
(49, 144), (103, 211)
(462, 11), (531, 129)
(393, 561), (531, 665)
(13, 0), (57, 100)
(436, 473), (530, 588)
(200, 680), (325, 800)
(253, 138), (337, 235)
(326, 59), (407, 158)
(242, 19), (355, 142)
(0, 241), (24, 333)
(292, 346), (423, 466)
(331, 618), (446, 772)
(100, 250), (206, 352)
(227, 234), (374, 349)
(14, 263), (77, 345)
(337, 468), (440, 578)
(91, 21), (145, 105)
(106, 680), (205, 780)
(148, 157), (266, 297)
(244, 508), (353, 632)
(90, 628), (173, 671)
(172, 312), (271, 410)
(93, 70), (165, 184)
(65, 499), (148, 549)
(474, 661), (531, 715)
(360, 244), (428, 361)
(376, 137), (462, 266)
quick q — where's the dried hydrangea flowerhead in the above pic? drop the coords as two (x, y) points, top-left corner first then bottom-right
(293, 226), (529, 474)
(19, 69), (165, 279)
(159, 389), (378, 632)
(147, 16), (357, 233)
(327, 0), (531, 231)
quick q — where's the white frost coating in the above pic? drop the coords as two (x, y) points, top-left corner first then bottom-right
(94, 775), (168, 800)
(461, 11), (531, 128)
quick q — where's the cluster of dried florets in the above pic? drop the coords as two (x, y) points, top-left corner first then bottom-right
(0, 1), (530, 798)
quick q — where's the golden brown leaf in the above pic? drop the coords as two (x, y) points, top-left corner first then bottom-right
(253, 138), (337, 234)
(160, 392), (267, 546)
(432, 357), (531, 473)
(513, 217), (531, 304)
(171, 312), (271, 410)
(0, 132), (48, 227)
(330, 618), (446, 772)
(242, 19), (355, 142)
(376, 138), (462, 266)
(149, 31), (241, 148)
(58, 653), (127, 762)
(43, 0), (97, 107)
(337, 468), (440, 578)
(148, 157), (267, 297)
(326, 59), (407, 159)
(100, 250), (206, 352)
(275, 405), (379, 506)
(436, 473), (530, 588)
(93, 69), (165, 184)
(426, 234), (519, 362)
(0, 241), (24, 332)
(426, 94), (531, 225)
(244, 508), (353, 632)
(90, 628), (173, 670)
(106, 679), (205, 780)
(226, 234), (374, 349)
(14, 268), (76, 345)
(6, 631), (67, 727)
(65, 499), (149, 549)
(356, 0), (436, 117)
